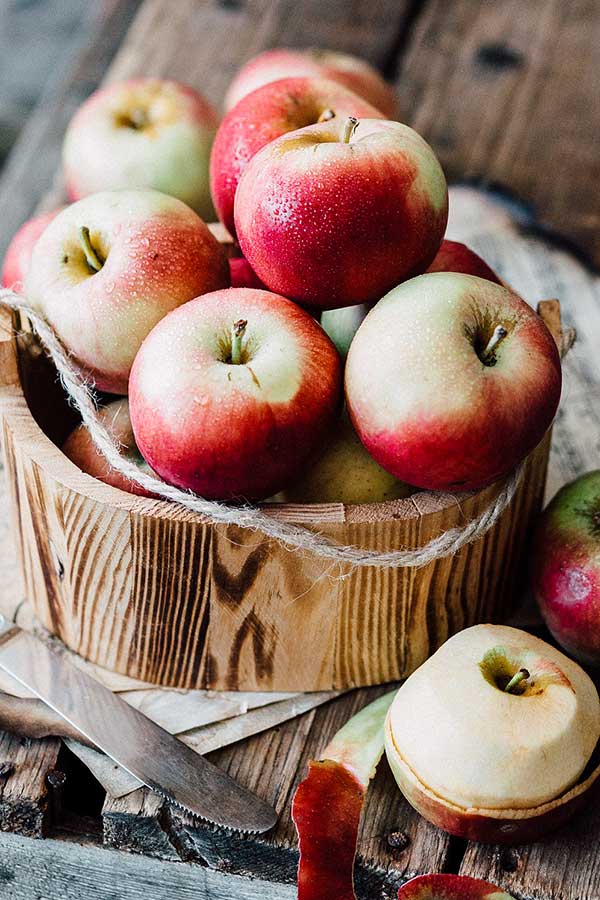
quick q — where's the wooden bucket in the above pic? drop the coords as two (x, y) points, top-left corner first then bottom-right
(0, 301), (561, 692)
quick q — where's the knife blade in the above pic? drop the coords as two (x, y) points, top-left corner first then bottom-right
(0, 617), (276, 833)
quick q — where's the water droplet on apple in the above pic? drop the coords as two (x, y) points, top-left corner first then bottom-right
(105, 282), (115, 294)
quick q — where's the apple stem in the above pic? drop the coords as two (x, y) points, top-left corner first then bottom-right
(79, 226), (104, 273)
(504, 668), (530, 694)
(481, 325), (508, 363)
(231, 319), (247, 365)
(342, 116), (359, 144)
(318, 108), (335, 123)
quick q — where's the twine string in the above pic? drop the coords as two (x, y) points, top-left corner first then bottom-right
(0, 289), (527, 569)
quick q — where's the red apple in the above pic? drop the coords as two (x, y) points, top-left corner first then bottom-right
(229, 255), (267, 290)
(1, 209), (62, 290)
(235, 117), (448, 310)
(345, 273), (561, 491)
(63, 79), (219, 220)
(210, 76), (381, 236)
(427, 239), (501, 283)
(62, 398), (155, 497)
(25, 190), (229, 394)
(225, 47), (398, 118)
(129, 288), (342, 501)
(532, 471), (600, 665)
(397, 874), (514, 900)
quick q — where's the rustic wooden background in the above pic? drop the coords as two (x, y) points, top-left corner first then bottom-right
(0, 1), (599, 899)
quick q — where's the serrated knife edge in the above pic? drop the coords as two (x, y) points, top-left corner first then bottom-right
(0, 618), (277, 833)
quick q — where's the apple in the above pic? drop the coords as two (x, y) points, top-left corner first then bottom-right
(62, 398), (155, 497)
(318, 242), (499, 358)
(345, 273), (561, 491)
(25, 190), (229, 394)
(279, 412), (414, 504)
(397, 874), (515, 900)
(128, 287), (342, 501)
(63, 79), (219, 221)
(1, 208), (62, 290)
(427, 239), (501, 283)
(210, 76), (381, 237)
(531, 471), (600, 665)
(224, 47), (398, 118)
(235, 117), (448, 310)
(385, 624), (600, 844)
(320, 304), (371, 358)
(229, 255), (267, 290)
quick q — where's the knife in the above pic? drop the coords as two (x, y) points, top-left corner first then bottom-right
(0, 617), (276, 833)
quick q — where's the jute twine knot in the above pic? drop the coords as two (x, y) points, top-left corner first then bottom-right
(0, 289), (566, 569)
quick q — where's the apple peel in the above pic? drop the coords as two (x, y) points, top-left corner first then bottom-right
(397, 873), (514, 900)
(292, 691), (396, 900)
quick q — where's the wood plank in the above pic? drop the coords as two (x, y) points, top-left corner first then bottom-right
(170, 689), (451, 898)
(0, 732), (61, 838)
(102, 789), (180, 861)
(399, 0), (600, 265)
(106, 0), (410, 103)
(0, 829), (296, 900)
(460, 791), (600, 900)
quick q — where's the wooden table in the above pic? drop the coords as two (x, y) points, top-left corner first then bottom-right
(0, 2), (599, 898)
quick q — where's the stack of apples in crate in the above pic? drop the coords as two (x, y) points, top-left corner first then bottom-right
(3, 47), (600, 895)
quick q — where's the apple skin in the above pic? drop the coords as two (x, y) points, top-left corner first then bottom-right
(25, 190), (229, 395)
(62, 398), (155, 498)
(63, 79), (219, 221)
(1, 209), (62, 290)
(224, 47), (398, 118)
(319, 242), (499, 356)
(345, 273), (561, 491)
(128, 288), (343, 501)
(427, 239), (501, 284)
(235, 117), (448, 310)
(386, 740), (600, 845)
(279, 412), (414, 504)
(397, 874), (514, 900)
(210, 76), (381, 237)
(229, 255), (267, 290)
(531, 471), (600, 665)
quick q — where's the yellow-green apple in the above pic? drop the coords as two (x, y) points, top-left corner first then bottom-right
(63, 79), (219, 220)
(397, 875), (515, 900)
(1, 209), (62, 289)
(62, 399), (155, 497)
(225, 47), (398, 118)
(25, 190), (229, 394)
(385, 624), (600, 843)
(320, 304), (371, 358)
(235, 117), (448, 309)
(427, 239), (501, 283)
(532, 471), (600, 665)
(210, 76), (381, 236)
(280, 412), (413, 504)
(128, 288), (342, 501)
(346, 273), (561, 491)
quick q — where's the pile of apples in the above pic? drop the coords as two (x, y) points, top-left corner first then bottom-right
(2, 47), (562, 507)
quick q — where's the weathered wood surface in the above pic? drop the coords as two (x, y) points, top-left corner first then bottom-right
(0, 1), (598, 899)
(400, 0), (600, 267)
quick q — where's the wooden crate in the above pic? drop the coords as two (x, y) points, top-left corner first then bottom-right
(0, 301), (560, 692)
